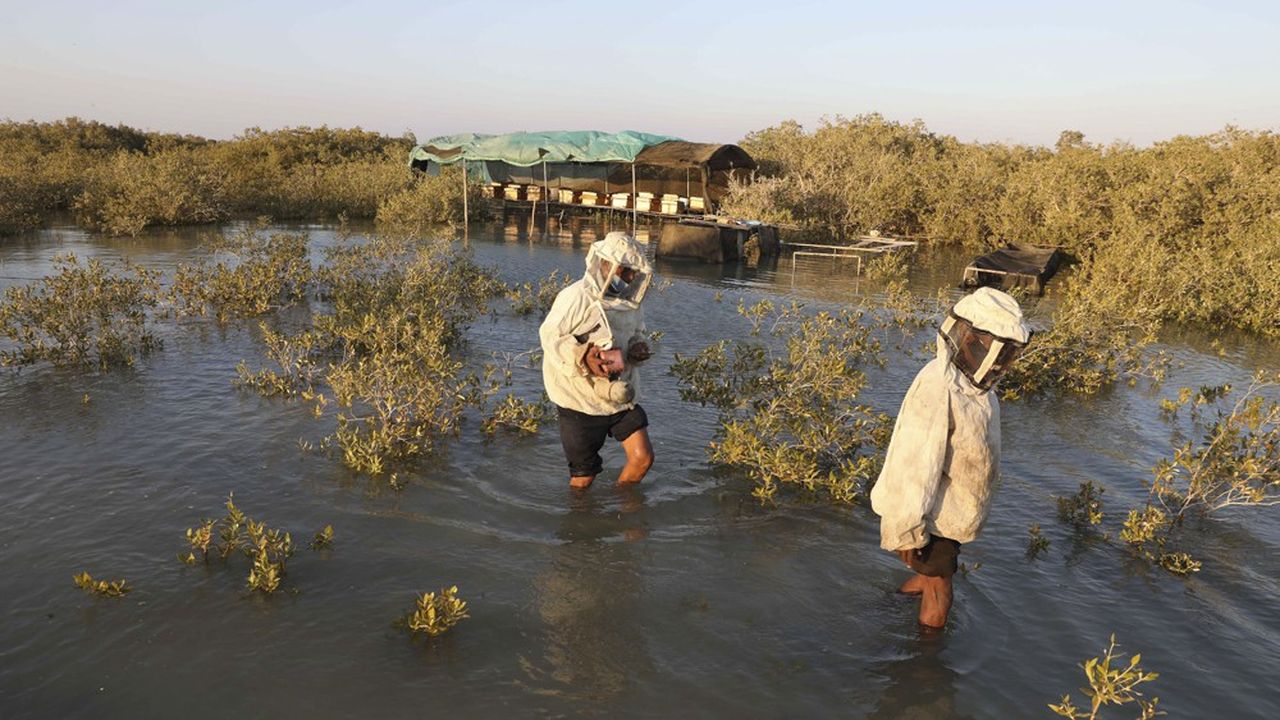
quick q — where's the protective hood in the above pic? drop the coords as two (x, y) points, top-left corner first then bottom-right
(940, 287), (1032, 393)
(583, 232), (653, 310)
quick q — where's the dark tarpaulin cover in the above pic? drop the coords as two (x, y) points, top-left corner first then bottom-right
(964, 244), (1064, 294)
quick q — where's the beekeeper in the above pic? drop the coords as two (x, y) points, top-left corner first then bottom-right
(870, 287), (1032, 629)
(540, 232), (655, 489)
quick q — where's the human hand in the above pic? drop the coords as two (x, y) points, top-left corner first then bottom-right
(897, 549), (920, 568)
(627, 341), (651, 363)
(583, 344), (610, 378)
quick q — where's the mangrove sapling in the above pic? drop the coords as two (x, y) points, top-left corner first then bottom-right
(1057, 481), (1106, 528)
(1048, 634), (1161, 720)
(178, 494), (308, 594)
(309, 525), (334, 550)
(1150, 372), (1280, 517)
(1120, 373), (1280, 574)
(168, 223), (313, 322)
(236, 232), (505, 478)
(73, 572), (131, 598)
(507, 269), (572, 316)
(0, 254), (161, 369)
(482, 393), (551, 436)
(402, 586), (469, 638)
(672, 302), (890, 504)
(181, 518), (217, 565)
(234, 322), (322, 397)
(1027, 524), (1051, 559)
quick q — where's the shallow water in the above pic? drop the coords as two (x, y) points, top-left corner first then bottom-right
(1, 217), (1278, 718)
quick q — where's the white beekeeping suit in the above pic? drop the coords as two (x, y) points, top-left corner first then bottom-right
(871, 287), (1032, 551)
(540, 232), (653, 416)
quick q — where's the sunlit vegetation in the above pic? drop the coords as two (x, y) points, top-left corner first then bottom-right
(402, 585), (469, 638)
(731, 115), (1280, 352)
(309, 525), (334, 550)
(169, 223), (313, 322)
(671, 300), (891, 504)
(1057, 481), (1106, 528)
(179, 494), (310, 595)
(0, 119), (413, 235)
(1026, 524), (1051, 559)
(481, 393), (551, 436)
(506, 268), (573, 316)
(74, 148), (229, 236)
(0, 254), (161, 368)
(375, 165), (489, 232)
(1118, 374), (1280, 574)
(233, 232), (507, 477)
(1049, 634), (1161, 720)
(73, 571), (132, 598)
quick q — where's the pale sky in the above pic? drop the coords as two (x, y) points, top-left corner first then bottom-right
(2, 0), (1278, 147)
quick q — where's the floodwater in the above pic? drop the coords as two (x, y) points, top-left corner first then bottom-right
(1, 217), (1278, 719)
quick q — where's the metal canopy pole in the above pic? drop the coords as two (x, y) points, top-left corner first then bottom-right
(631, 162), (637, 230)
(700, 166), (710, 215)
(542, 160), (549, 230)
(529, 165), (537, 233)
(461, 160), (469, 237)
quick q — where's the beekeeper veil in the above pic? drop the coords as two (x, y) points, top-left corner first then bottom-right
(940, 287), (1032, 392)
(583, 232), (653, 310)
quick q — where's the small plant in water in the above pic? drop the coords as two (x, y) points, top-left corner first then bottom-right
(1057, 481), (1105, 527)
(403, 585), (469, 638)
(1048, 634), (1161, 720)
(482, 393), (550, 436)
(181, 518), (217, 564)
(1027, 523), (1051, 559)
(507, 269), (571, 316)
(310, 524), (334, 550)
(178, 493), (313, 594)
(73, 572), (131, 597)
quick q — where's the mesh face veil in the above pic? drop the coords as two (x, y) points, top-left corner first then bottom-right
(584, 232), (652, 309)
(940, 311), (1030, 392)
(599, 258), (651, 305)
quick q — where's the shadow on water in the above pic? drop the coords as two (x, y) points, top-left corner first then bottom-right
(522, 488), (652, 706)
(866, 636), (973, 720)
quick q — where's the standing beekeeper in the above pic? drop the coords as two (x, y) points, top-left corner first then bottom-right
(871, 287), (1032, 629)
(540, 232), (655, 489)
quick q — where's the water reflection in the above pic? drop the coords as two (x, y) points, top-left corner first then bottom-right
(866, 637), (971, 720)
(527, 489), (651, 704)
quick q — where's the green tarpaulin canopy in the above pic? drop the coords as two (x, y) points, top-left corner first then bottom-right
(409, 130), (681, 167)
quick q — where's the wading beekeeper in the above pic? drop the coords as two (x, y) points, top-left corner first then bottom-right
(871, 287), (1031, 629)
(539, 232), (655, 489)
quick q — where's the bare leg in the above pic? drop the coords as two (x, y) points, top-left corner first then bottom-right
(898, 573), (927, 595)
(570, 474), (595, 489)
(917, 575), (953, 629)
(617, 428), (654, 485)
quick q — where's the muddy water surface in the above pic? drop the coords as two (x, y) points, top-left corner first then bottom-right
(1, 219), (1278, 718)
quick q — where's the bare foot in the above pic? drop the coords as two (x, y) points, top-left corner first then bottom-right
(570, 475), (594, 489)
(897, 574), (926, 595)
